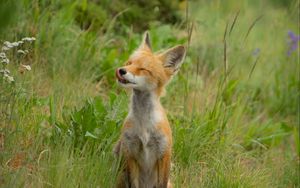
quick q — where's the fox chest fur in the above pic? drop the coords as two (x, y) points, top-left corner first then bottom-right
(121, 90), (169, 170)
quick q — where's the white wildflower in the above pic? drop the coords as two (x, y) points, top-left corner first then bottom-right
(1, 58), (9, 64)
(6, 75), (14, 83)
(18, 41), (24, 45)
(22, 37), (30, 41)
(4, 41), (12, 48)
(21, 64), (31, 71)
(3, 73), (14, 83)
(22, 37), (36, 42)
(0, 69), (10, 74)
(11, 42), (19, 47)
(0, 52), (6, 58)
(17, 50), (27, 54)
(2, 46), (9, 51)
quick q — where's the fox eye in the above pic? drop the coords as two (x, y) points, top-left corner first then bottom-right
(139, 68), (152, 74)
(125, 61), (132, 65)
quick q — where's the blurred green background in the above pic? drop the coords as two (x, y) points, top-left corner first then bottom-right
(0, 0), (299, 187)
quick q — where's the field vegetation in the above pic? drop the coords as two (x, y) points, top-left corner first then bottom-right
(0, 0), (299, 187)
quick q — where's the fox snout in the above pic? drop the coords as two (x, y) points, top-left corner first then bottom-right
(116, 68), (129, 84)
(116, 66), (151, 90)
(118, 68), (127, 76)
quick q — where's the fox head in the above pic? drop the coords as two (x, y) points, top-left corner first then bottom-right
(116, 31), (186, 96)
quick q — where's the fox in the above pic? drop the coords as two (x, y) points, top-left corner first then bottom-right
(114, 31), (186, 188)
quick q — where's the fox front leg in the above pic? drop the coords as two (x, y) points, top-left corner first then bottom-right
(157, 151), (172, 188)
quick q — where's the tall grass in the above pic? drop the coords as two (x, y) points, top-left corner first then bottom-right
(0, 0), (299, 187)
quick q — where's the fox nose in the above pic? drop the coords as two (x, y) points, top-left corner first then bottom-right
(119, 68), (127, 75)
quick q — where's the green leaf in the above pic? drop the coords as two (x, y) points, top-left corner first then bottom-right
(85, 131), (98, 139)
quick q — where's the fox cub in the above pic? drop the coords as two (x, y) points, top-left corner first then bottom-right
(114, 31), (186, 188)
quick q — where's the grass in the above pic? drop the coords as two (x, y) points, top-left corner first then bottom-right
(0, 0), (299, 187)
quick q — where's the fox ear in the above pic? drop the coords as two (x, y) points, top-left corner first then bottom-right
(159, 45), (186, 73)
(139, 31), (152, 51)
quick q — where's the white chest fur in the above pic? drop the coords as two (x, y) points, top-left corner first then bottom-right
(122, 90), (167, 170)
(122, 126), (167, 169)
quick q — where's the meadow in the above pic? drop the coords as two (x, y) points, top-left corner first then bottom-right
(0, 0), (299, 187)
